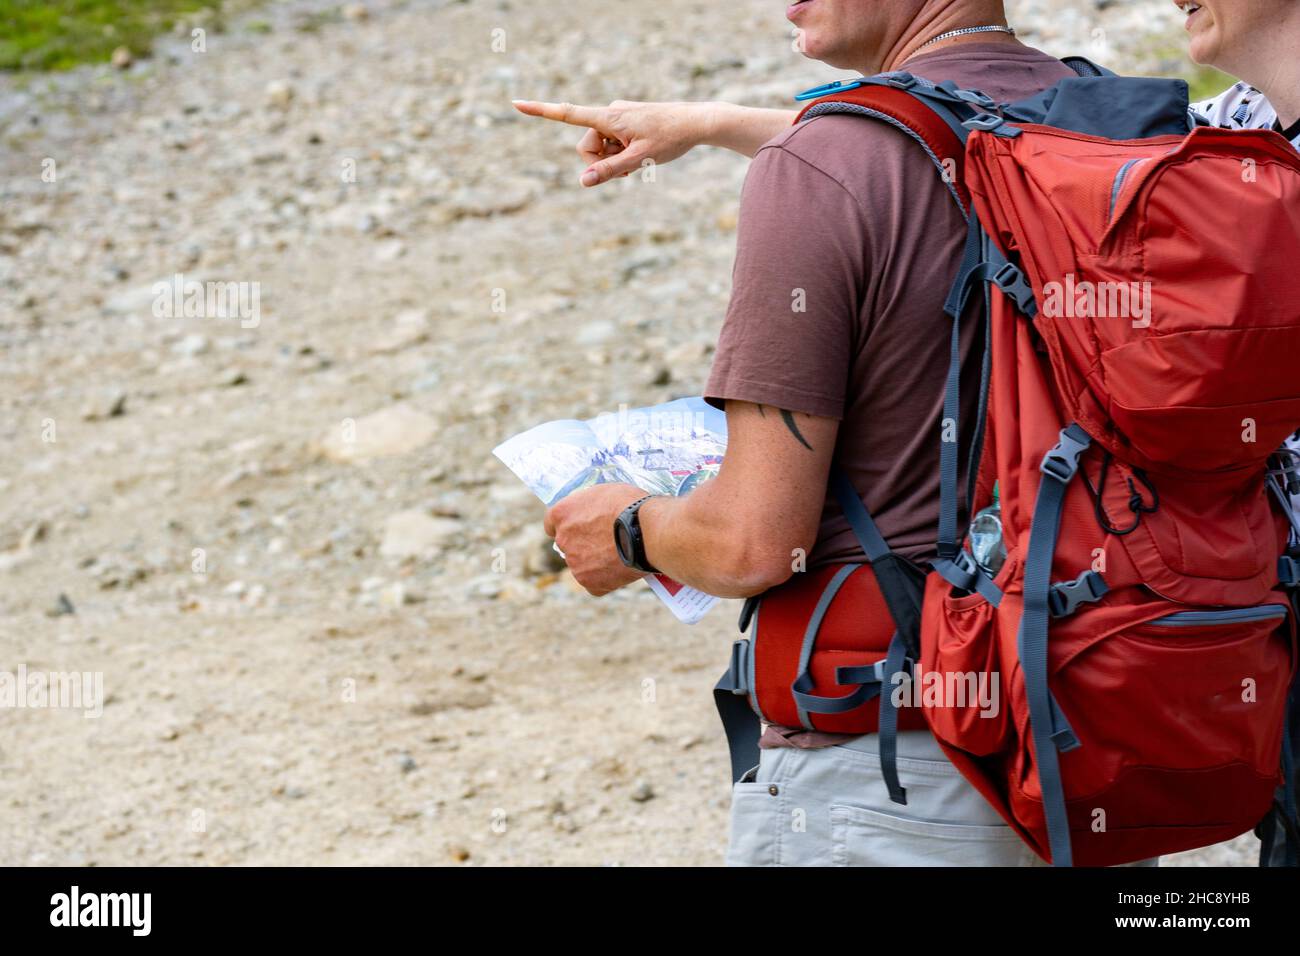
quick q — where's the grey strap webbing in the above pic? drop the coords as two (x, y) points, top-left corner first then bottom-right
(931, 216), (1005, 606)
(714, 619), (761, 784)
(831, 470), (925, 804)
(792, 565), (866, 727)
(1018, 423), (1091, 867)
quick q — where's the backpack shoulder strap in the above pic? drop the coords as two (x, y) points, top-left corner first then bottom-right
(793, 74), (983, 217)
(1060, 55), (1116, 78)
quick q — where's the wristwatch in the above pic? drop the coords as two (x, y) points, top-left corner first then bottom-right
(614, 495), (660, 574)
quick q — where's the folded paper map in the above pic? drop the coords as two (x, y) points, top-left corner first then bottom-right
(493, 397), (726, 623)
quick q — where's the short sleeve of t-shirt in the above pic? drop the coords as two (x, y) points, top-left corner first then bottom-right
(704, 134), (870, 421)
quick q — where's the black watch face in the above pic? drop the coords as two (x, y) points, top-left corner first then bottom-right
(614, 518), (634, 564)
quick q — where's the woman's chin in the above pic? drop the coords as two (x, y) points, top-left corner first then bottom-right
(1186, 32), (1221, 69)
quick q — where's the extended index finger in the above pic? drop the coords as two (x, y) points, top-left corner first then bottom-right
(512, 99), (608, 130)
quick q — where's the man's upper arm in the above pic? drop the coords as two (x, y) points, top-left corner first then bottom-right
(711, 400), (838, 576)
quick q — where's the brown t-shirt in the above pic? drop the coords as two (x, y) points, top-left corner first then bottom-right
(706, 43), (1075, 568)
(704, 44), (1075, 749)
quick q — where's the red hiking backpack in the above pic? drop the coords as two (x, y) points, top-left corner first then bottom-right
(715, 60), (1300, 867)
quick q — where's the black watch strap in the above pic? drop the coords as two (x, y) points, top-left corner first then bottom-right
(615, 495), (659, 574)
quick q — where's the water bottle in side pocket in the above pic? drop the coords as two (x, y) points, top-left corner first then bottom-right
(967, 483), (1006, 578)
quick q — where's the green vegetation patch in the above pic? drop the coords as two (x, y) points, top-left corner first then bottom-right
(0, 0), (224, 71)
(1185, 64), (1235, 103)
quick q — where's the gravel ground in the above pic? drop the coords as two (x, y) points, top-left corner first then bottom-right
(0, 0), (1259, 866)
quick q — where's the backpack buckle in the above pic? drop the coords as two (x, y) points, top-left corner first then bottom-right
(1280, 555), (1300, 589)
(1281, 455), (1300, 496)
(963, 112), (1022, 137)
(1048, 571), (1110, 618)
(871, 654), (915, 684)
(886, 72), (917, 90)
(1041, 425), (1092, 483)
(990, 261), (1036, 313)
(945, 548), (982, 591)
(952, 88), (996, 110)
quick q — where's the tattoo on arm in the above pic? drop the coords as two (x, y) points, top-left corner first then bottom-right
(781, 409), (814, 451)
(755, 404), (813, 451)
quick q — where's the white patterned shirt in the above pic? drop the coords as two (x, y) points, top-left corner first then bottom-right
(1193, 82), (1300, 149)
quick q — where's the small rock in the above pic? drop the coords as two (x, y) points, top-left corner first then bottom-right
(379, 509), (461, 558)
(621, 255), (666, 283)
(552, 812), (580, 834)
(20, 521), (47, 550)
(574, 320), (617, 346)
(102, 284), (160, 318)
(398, 753), (417, 774)
(173, 333), (210, 356)
(374, 239), (406, 262)
(468, 575), (504, 600)
(441, 181), (536, 221)
(47, 593), (76, 617)
(665, 338), (714, 367)
(110, 46), (133, 70)
(318, 405), (439, 463)
(82, 388), (127, 421)
(630, 781), (656, 803)
(265, 81), (295, 109)
(523, 535), (567, 577)
(215, 464), (256, 490)
(0, 551), (32, 573)
(377, 582), (420, 608)
(367, 309), (430, 354)
(342, 2), (369, 20)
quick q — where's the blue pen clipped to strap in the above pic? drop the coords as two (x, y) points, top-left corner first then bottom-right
(794, 78), (865, 102)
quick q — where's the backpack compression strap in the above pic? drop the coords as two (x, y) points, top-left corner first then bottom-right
(830, 470), (927, 805)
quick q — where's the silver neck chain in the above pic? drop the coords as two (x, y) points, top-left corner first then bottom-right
(917, 24), (1016, 50)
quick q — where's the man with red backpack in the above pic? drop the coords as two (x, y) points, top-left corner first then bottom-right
(541, 0), (1300, 866)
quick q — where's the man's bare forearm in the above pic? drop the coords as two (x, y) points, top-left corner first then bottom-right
(637, 461), (823, 600)
(614, 402), (832, 600)
(700, 103), (800, 158)
(636, 490), (779, 599)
